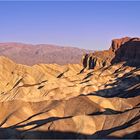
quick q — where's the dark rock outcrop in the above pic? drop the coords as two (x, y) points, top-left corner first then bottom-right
(82, 37), (140, 69)
(111, 37), (140, 66)
(82, 53), (109, 70)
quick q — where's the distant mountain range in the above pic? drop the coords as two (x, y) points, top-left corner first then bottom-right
(0, 43), (93, 65)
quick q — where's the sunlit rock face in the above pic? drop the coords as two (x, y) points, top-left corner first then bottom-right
(82, 37), (140, 70)
(82, 53), (110, 70)
(0, 37), (140, 139)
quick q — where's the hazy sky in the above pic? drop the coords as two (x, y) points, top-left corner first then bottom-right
(0, 1), (140, 50)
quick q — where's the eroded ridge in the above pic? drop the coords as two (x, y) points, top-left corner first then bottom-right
(0, 37), (140, 139)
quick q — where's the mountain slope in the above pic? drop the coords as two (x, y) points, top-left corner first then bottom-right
(0, 43), (92, 65)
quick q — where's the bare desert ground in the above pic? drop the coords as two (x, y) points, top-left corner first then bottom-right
(0, 37), (140, 139)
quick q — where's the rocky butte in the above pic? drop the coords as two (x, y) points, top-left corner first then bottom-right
(82, 37), (140, 69)
(0, 37), (140, 139)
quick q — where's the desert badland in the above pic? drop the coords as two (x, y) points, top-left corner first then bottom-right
(0, 37), (140, 139)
